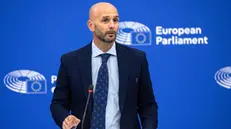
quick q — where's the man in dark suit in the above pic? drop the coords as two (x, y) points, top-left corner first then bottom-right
(50, 2), (158, 129)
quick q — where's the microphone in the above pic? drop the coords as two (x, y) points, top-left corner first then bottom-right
(72, 84), (93, 129)
(81, 84), (93, 129)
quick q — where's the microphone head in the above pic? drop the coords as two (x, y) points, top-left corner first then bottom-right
(88, 85), (93, 93)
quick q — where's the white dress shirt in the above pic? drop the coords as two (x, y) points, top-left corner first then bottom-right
(91, 41), (121, 129)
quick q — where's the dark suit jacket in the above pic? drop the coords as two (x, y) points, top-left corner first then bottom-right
(50, 42), (158, 129)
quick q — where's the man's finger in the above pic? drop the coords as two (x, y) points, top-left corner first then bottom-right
(65, 119), (70, 126)
(67, 116), (72, 121)
(72, 118), (81, 126)
(63, 121), (68, 129)
(76, 119), (81, 125)
(65, 119), (73, 129)
(63, 115), (80, 129)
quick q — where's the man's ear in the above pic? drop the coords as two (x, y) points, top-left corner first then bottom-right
(87, 20), (95, 32)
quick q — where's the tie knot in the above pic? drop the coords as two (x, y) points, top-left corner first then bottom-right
(100, 53), (111, 64)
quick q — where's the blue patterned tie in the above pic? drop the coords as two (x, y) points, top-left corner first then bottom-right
(91, 53), (111, 129)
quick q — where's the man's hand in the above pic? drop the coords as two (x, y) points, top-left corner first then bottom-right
(62, 115), (81, 129)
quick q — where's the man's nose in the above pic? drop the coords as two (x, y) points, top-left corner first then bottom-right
(109, 21), (116, 29)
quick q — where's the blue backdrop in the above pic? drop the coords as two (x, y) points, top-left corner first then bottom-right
(1, 0), (231, 129)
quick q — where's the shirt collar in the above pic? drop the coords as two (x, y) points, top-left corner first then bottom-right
(92, 41), (117, 58)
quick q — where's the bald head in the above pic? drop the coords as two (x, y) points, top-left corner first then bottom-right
(87, 2), (119, 45)
(89, 2), (118, 21)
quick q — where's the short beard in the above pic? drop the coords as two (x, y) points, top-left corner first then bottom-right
(94, 27), (117, 43)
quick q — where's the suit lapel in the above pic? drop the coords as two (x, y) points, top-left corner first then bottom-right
(77, 43), (93, 129)
(116, 43), (129, 113)
(78, 43), (92, 98)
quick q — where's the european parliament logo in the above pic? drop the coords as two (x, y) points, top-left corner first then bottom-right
(116, 21), (152, 46)
(215, 66), (231, 89)
(3, 70), (47, 94)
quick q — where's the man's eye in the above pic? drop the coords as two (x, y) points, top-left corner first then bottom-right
(102, 19), (109, 23)
(113, 19), (118, 22)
